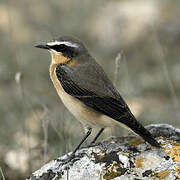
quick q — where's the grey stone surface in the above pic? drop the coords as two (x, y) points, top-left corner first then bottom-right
(27, 124), (180, 180)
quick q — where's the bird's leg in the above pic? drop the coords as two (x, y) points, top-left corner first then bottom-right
(64, 127), (92, 163)
(72, 127), (92, 154)
(89, 128), (104, 146)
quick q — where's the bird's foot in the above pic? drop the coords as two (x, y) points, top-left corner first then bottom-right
(60, 151), (86, 166)
(60, 153), (76, 165)
(87, 142), (97, 148)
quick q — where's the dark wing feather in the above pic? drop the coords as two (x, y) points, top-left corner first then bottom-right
(56, 64), (128, 117)
(56, 64), (160, 147)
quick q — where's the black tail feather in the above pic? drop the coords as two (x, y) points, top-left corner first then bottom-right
(116, 113), (161, 148)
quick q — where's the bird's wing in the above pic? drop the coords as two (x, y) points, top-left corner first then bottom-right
(55, 63), (129, 119)
(55, 64), (160, 148)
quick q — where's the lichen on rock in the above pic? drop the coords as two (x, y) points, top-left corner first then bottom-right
(27, 124), (180, 180)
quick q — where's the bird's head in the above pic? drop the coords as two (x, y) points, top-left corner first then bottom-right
(35, 36), (88, 65)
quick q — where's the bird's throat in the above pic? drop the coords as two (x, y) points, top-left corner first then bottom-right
(50, 51), (70, 64)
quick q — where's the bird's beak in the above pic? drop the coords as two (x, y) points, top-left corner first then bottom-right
(35, 44), (50, 50)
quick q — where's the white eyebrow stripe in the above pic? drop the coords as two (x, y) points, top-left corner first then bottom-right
(47, 41), (79, 48)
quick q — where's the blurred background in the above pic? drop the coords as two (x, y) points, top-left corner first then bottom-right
(0, 0), (180, 179)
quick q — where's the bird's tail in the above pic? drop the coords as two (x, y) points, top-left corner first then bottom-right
(116, 113), (161, 148)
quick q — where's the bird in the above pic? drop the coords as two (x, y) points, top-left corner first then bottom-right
(35, 36), (160, 156)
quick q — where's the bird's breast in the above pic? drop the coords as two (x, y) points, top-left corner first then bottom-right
(49, 64), (104, 128)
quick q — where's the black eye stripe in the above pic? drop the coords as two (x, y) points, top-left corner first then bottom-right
(50, 44), (67, 51)
(50, 44), (79, 58)
(59, 44), (66, 49)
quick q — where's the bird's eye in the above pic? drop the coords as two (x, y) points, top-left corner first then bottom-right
(59, 44), (66, 50)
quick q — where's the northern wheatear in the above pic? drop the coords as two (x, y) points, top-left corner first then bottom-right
(35, 36), (160, 156)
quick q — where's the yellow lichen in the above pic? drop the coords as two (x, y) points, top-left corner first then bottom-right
(169, 143), (180, 164)
(163, 141), (180, 179)
(98, 154), (105, 160)
(130, 138), (143, 146)
(103, 162), (123, 180)
(155, 170), (170, 179)
(135, 157), (145, 168)
(176, 166), (180, 179)
(164, 141), (180, 164)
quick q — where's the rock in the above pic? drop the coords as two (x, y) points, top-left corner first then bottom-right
(27, 124), (180, 180)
